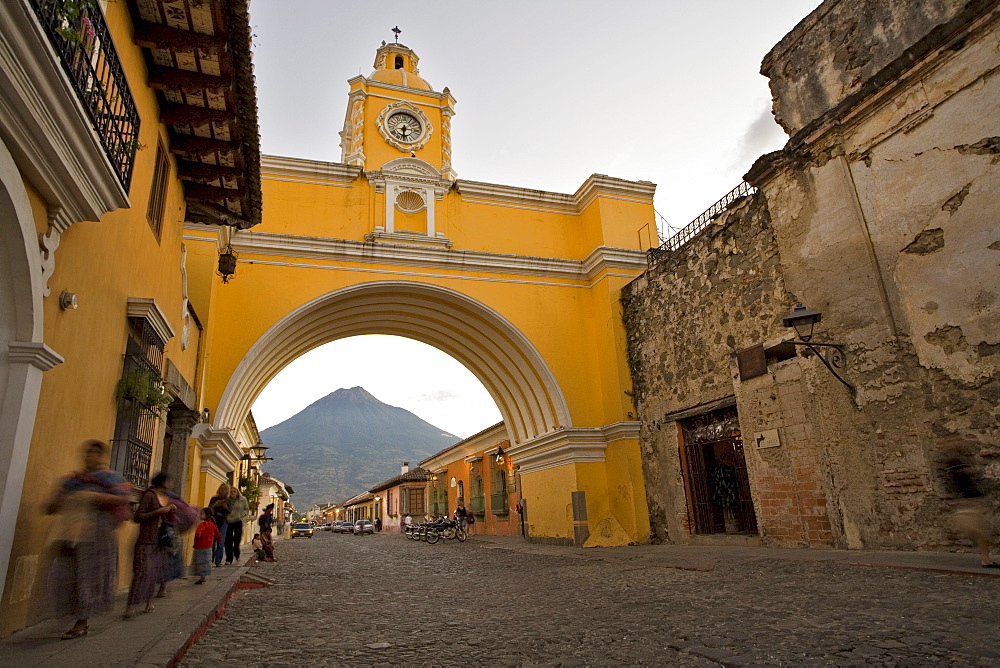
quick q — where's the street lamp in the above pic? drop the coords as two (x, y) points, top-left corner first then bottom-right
(495, 446), (507, 466)
(781, 303), (853, 393)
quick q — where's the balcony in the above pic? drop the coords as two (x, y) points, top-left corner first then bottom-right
(29, 0), (139, 190)
(469, 494), (485, 515)
(490, 492), (509, 515)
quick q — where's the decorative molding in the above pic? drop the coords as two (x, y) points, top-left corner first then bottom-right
(260, 155), (362, 184)
(376, 101), (434, 153)
(38, 205), (62, 297)
(126, 297), (175, 344)
(228, 229), (645, 283)
(8, 341), (64, 371)
(192, 424), (243, 483)
(343, 96), (366, 167)
(347, 75), (454, 101)
(511, 421), (641, 475)
(457, 174), (656, 214)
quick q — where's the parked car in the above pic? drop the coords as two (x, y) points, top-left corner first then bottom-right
(291, 522), (314, 538)
(353, 520), (374, 535)
(334, 521), (354, 534)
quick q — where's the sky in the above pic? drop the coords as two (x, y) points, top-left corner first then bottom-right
(248, 1), (824, 437)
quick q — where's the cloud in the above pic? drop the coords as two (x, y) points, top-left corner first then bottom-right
(729, 104), (788, 174)
(420, 390), (461, 402)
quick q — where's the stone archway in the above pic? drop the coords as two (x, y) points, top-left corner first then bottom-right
(0, 138), (61, 601)
(215, 281), (571, 445)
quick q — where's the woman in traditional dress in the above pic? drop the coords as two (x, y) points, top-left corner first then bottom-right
(46, 440), (133, 639)
(123, 471), (176, 618)
(207, 482), (230, 567)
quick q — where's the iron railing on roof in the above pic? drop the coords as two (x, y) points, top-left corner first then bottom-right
(30, 0), (140, 190)
(656, 181), (757, 254)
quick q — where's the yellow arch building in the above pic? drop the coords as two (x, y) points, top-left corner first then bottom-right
(186, 42), (656, 545)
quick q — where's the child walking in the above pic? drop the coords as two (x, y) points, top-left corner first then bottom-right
(193, 508), (221, 584)
(251, 533), (267, 563)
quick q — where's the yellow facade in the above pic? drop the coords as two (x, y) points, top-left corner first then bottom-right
(189, 41), (653, 549)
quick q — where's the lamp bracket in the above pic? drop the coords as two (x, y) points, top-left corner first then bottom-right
(781, 339), (855, 394)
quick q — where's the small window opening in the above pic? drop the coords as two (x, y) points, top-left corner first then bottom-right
(394, 55), (404, 69)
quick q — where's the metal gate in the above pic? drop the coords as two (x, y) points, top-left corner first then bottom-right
(680, 405), (758, 535)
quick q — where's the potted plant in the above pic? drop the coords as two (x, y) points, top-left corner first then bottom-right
(114, 368), (170, 415)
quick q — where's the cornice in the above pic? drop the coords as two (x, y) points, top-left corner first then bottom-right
(260, 155), (362, 184)
(347, 74), (452, 101)
(127, 297), (175, 344)
(510, 422), (641, 475)
(456, 174), (656, 214)
(230, 230), (645, 283)
(8, 341), (63, 371)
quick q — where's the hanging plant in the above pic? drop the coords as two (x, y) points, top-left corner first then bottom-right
(239, 476), (261, 511)
(709, 464), (739, 512)
(114, 368), (170, 414)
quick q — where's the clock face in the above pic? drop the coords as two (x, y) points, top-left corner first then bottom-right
(386, 112), (422, 143)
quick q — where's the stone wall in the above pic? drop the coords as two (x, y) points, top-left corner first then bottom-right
(623, 0), (999, 550)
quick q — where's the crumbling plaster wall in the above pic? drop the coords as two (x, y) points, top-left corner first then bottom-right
(752, 0), (999, 531)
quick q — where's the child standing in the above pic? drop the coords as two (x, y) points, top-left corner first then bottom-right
(193, 508), (221, 584)
(251, 533), (266, 563)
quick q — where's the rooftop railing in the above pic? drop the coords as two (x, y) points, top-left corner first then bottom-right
(30, 0), (140, 190)
(657, 181), (757, 253)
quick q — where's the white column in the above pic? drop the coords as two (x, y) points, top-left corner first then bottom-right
(0, 342), (62, 601)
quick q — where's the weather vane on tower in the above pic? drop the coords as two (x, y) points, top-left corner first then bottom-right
(391, 26), (401, 43)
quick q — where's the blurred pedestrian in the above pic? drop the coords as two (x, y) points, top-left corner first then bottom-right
(45, 440), (133, 639)
(192, 508), (220, 584)
(260, 527), (276, 561)
(454, 503), (469, 531)
(258, 502), (274, 534)
(402, 513), (412, 533)
(224, 486), (249, 565)
(124, 471), (177, 618)
(374, 517), (382, 532)
(945, 456), (997, 567)
(208, 483), (230, 567)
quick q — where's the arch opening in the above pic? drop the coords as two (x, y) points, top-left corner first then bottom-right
(216, 281), (572, 445)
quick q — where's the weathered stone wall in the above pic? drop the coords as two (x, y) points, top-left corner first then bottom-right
(623, 0), (999, 551)
(622, 192), (795, 543)
(762, 0), (979, 136)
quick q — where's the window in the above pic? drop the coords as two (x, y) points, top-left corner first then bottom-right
(394, 55), (404, 69)
(111, 316), (166, 488)
(404, 487), (425, 515)
(146, 142), (169, 239)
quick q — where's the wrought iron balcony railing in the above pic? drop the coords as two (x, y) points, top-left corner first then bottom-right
(29, 0), (140, 190)
(490, 492), (509, 514)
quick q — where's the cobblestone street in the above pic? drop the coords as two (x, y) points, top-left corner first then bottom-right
(181, 531), (1000, 665)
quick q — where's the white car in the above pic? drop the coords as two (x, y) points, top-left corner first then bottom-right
(353, 520), (374, 535)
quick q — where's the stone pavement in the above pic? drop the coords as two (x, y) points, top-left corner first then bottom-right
(2, 532), (998, 666)
(179, 531), (1000, 666)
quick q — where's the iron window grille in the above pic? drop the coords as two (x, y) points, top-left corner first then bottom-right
(111, 317), (166, 488)
(29, 0), (140, 190)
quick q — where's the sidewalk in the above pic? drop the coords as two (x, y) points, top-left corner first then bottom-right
(0, 556), (260, 667)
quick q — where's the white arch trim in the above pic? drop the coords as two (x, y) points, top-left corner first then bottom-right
(0, 137), (62, 602)
(215, 281), (571, 444)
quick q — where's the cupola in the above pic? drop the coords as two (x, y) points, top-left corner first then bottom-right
(369, 42), (432, 91)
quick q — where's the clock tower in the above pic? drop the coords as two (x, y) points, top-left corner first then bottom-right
(340, 41), (457, 180)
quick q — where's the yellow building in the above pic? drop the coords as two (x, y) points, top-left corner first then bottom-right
(187, 40), (654, 550)
(0, 0), (261, 635)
